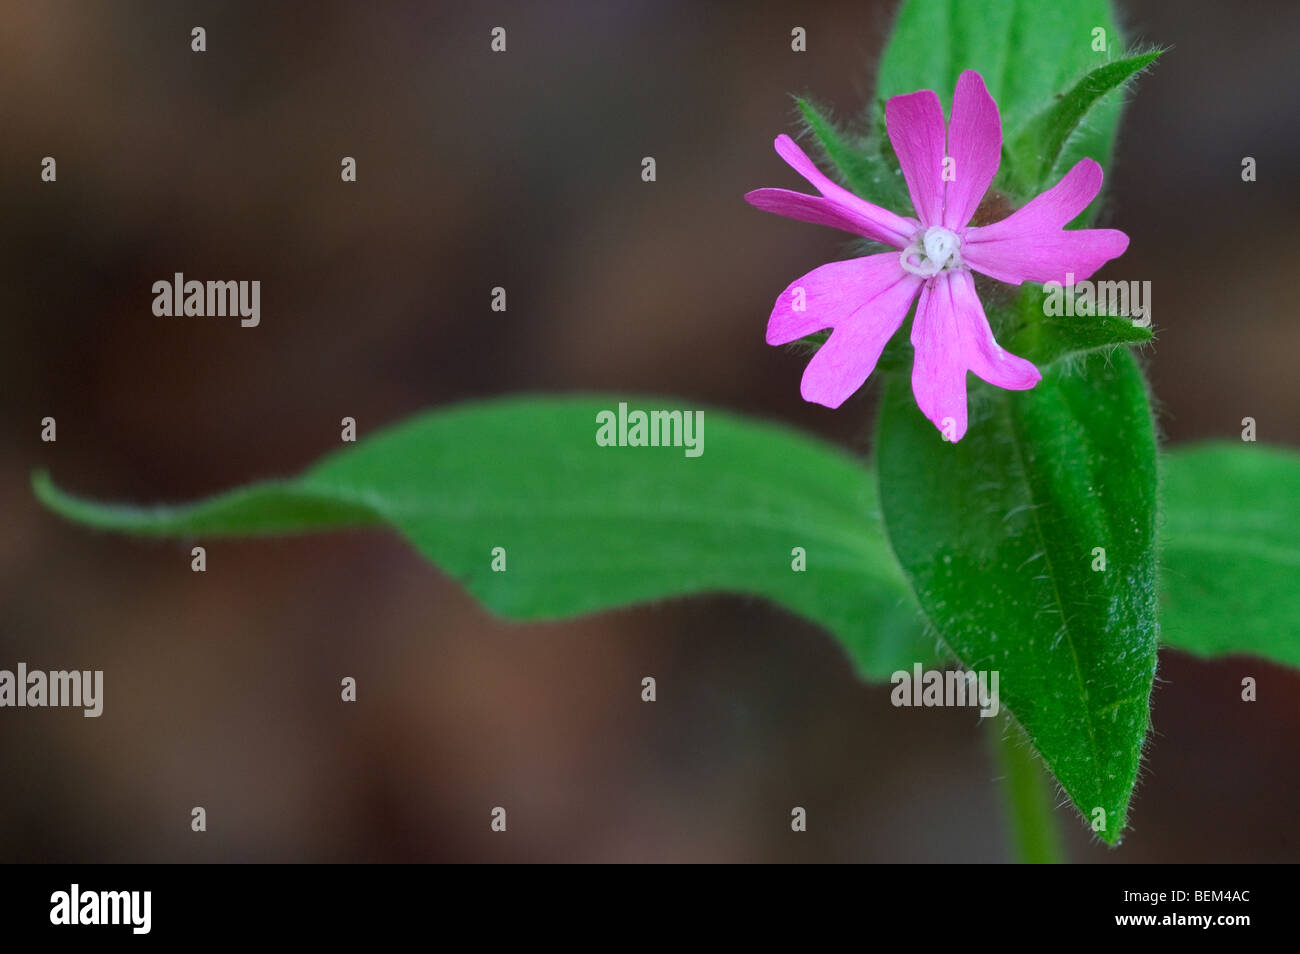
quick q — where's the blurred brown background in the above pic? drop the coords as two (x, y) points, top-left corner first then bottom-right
(2, 0), (1297, 862)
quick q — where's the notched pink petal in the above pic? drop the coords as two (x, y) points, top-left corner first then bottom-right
(909, 272), (1041, 441)
(947, 271), (1041, 391)
(771, 134), (847, 197)
(747, 135), (917, 247)
(773, 255), (920, 408)
(885, 90), (946, 227)
(962, 159), (1128, 284)
(799, 318), (903, 409)
(909, 277), (970, 441)
(745, 188), (885, 242)
(965, 229), (1130, 285)
(766, 253), (917, 345)
(968, 158), (1104, 239)
(970, 343), (1041, 392)
(943, 70), (1002, 230)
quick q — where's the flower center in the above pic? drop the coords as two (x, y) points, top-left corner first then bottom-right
(900, 226), (963, 278)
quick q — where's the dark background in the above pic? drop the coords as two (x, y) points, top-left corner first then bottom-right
(2, 0), (1297, 862)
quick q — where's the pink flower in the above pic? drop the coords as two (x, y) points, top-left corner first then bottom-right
(746, 70), (1129, 441)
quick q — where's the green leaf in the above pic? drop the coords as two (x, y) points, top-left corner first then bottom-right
(30, 479), (383, 536)
(796, 98), (911, 216)
(1159, 442), (1300, 668)
(33, 395), (941, 682)
(877, 0), (1133, 216)
(871, 282), (1152, 379)
(876, 348), (1158, 844)
(1006, 51), (1162, 194)
(1002, 283), (1153, 368)
(879, 0), (1121, 130)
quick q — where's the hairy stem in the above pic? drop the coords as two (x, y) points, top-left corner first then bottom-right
(992, 717), (1066, 864)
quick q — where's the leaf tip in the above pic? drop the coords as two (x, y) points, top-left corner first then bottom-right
(31, 469), (60, 511)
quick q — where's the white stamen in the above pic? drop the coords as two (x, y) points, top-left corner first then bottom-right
(900, 226), (962, 278)
(899, 248), (940, 277)
(923, 226), (959, 267)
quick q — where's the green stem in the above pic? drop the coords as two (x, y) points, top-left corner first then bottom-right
(991, 717), (1066, 864)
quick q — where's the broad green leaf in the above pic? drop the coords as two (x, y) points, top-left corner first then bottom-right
(878, 0), (1121, 131)
(877, 0), (1130, 215)
(33, 395), (942, 682)
(876, 349), (1158, 844)
(1159, 442), (1300, 668)
(1006, 51), (1162, 193)
(797, 98), (911, 216)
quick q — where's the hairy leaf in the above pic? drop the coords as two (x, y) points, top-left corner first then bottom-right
(1159, 442), (1300, 668)
(878, 0), (1133, 214)
(1006, 51), (1162, 194)
(33, 396), (941, 682)
(876, 349), (1158, 844)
